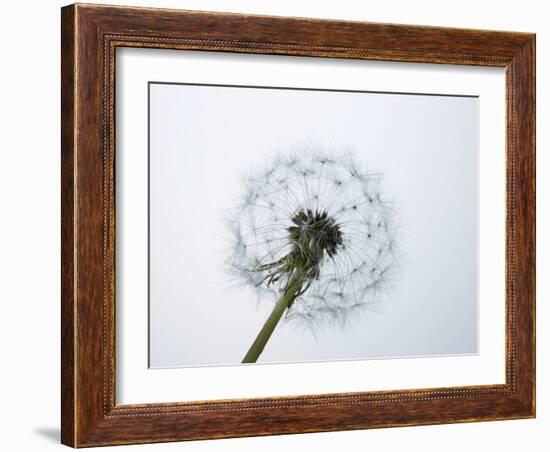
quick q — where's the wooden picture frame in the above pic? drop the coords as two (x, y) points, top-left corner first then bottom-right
(61, 3), (535, 447)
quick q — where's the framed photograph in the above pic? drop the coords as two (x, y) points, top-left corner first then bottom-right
(61, 3), (535, 447)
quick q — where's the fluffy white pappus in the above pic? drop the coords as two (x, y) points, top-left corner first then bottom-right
(225, 147), (400, 329)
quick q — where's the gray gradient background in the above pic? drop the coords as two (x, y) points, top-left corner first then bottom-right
(148, 83), (478, 368)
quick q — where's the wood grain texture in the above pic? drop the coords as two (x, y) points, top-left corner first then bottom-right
(60, 4), (76, 447)
(61, 3), (536, 447)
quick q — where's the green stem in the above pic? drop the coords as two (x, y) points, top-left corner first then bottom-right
(242, 278), (302, 363)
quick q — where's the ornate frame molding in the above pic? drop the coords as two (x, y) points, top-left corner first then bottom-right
(61, 4), (535, 447)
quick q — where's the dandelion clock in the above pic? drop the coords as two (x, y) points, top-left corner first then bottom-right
(226, 149), (399, 363)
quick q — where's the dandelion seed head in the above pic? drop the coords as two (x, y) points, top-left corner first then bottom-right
(226, 147), (399, 329)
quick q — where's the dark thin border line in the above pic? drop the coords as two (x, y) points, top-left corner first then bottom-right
(147, 83), (151, 368)
(146, 79), (478, 368)
(149, 80), (479, 99)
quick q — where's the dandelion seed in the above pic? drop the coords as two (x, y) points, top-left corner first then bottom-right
(226, 148), (399, 363)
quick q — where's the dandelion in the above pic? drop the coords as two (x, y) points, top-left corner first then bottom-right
(226, 148), (399, 363)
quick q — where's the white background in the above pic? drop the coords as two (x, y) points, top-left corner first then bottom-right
(0, 0), (546, 451)
(148, 82), (480, 367)
(118, 51), (506, 404)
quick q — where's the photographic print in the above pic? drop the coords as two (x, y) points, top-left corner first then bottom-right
(148, 82), (478, 368)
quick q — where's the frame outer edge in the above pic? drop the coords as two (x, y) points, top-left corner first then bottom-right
(515, 35), (536, 416)
(531, 34), (536, 417)
(60, 3), (536, 447)
(61, 3), (77, 448)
